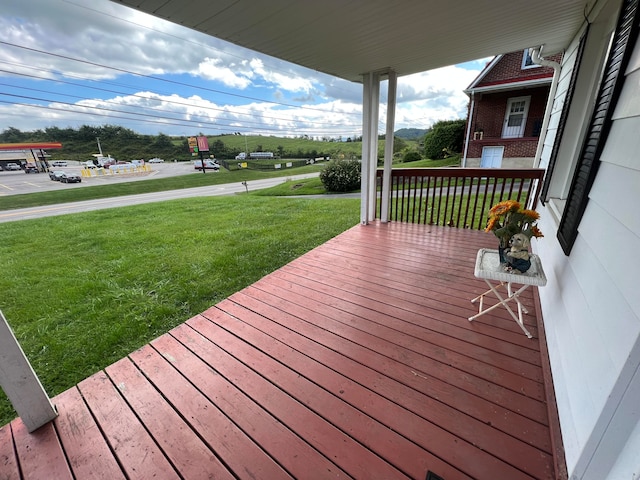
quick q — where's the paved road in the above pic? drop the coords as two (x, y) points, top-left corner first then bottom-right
(0, 173), (322, 223)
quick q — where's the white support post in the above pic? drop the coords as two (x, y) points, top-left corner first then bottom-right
(380, 70), (397, 223)
(360, 72), (380, 225)
(360, 73), (372, 224)
(0, 310), (57, 432)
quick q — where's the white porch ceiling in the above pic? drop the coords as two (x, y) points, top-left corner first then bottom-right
(112, 0), (593, 82)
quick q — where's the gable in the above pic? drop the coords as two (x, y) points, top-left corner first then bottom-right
(471, 51), (562, 91)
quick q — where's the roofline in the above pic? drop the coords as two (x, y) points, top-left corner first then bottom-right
(465, 55), (503, 90)
(464, 77), (552, 95)
(0, 143), (63, 151)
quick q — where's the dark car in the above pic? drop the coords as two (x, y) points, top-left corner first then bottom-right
(49, 170), (65, 181)
(60, 172), (82, 183)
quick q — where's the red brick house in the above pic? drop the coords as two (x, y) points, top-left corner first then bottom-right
(462, 49), (563, 168)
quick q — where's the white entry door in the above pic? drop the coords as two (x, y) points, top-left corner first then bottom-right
(502, 96), (530, 138)
(480, 146), (504, 168)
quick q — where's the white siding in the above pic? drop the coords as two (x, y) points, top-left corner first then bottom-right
(537, 1), (640, 477)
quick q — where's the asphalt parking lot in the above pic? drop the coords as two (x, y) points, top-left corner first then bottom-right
(0, 161), (196, 196)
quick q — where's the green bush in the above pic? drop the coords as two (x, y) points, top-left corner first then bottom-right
(402, 151), (422, 163)
(319, 159), (361, 192)
(423, 119), (466, 159)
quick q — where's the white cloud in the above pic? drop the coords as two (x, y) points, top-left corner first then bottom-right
(196, 58), (252, 89)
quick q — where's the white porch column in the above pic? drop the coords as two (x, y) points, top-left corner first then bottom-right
(360, 72), (380, 224)
(0, 310), (57, 432)
(380, 70), (397, 223)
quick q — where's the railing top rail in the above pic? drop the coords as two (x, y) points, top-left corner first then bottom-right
(376, 167), (545, 180)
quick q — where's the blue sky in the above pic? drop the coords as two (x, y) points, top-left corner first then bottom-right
(0, 0), (491, 139)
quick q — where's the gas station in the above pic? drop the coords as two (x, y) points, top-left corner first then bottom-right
(0, 142), (63, 172)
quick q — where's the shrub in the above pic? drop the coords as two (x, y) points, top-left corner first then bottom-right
(319, 159), (361, 192)
(423, 119), (466, 159)
(402, 151), (422, 163)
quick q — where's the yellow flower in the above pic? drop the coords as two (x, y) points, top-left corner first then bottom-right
(521, 209), (540, 221)
(489, 199), (520, 217)
(532, 226), (544, 238)
(484, 216), (499, 233)
(485, 199), (543, 241)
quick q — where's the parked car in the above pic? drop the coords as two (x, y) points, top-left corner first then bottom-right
(148, 157), (164, 163)
(5, 163), (21, 171)
(51, 160), (68, 167)
(194, 159), (220, 170)
(24, 163), (39, 173)
(83, 162), (98, 169)
(60, 172), (82, 183)
(49, 170), (65, 181)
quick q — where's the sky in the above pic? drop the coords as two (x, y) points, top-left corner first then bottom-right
(0, 0), (492, 140)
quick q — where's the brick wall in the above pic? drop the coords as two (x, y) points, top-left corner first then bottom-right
(477, 51), (562, 87)
(465, 85), (550, 159)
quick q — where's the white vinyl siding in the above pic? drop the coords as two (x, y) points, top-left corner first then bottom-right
(537, 1), (640, 476)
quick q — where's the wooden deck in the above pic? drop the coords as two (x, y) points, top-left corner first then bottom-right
(0, 222), (563, 480)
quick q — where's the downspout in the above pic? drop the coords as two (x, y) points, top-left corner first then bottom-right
(530, 46), (561, 168)
(462, 91), (475, 168)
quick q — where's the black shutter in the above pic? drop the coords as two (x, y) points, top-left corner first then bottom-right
(557, 0), (640, 254)
(540, 28), (589, 204)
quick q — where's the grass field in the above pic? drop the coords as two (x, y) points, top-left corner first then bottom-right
(0, 195), (360, 425)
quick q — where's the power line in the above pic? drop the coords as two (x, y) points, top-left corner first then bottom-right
(0, 40), (361, 117)
(0, 64), (352, 128)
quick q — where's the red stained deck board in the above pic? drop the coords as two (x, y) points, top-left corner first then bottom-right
(171, 321), (420, 480)
(219, 292), (552, 453)
(149, 333), (351, 480)
(236, 283), (548, 426)
(247, 276), (546, 404)
(293, 250), (542, 342)
(11, 420), (72, 479)
(0, 424), (19, 479)
(53, 387), (125, 479)
(206, 299), (554, 479)
(78, 373), (180, 479)
(272, 265), (543, 381)
(303, 242), (541, 338)
(104, 356), (238, 480)
(291, 248), (541, 344)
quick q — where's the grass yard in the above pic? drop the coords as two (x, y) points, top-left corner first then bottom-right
(0, 195), (360, 425)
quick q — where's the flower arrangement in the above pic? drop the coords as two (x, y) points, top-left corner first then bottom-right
(485, 199), (543, 248)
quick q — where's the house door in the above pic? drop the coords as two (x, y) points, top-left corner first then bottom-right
(480, 146), (504, 168)
(502, 96), (530, 138)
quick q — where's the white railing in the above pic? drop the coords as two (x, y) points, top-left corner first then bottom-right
(0, 310), (57, 432)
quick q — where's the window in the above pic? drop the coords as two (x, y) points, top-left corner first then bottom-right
(522, 49), (541, 69)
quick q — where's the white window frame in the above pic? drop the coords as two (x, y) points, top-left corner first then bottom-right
(522, 49), (542, 69)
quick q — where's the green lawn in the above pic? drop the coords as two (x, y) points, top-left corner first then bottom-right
(0, 195), (360, 425)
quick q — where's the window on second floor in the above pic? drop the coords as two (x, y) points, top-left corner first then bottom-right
(522, 49), (542, 69)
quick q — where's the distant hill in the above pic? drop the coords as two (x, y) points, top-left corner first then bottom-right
(395, 128), (428, 140)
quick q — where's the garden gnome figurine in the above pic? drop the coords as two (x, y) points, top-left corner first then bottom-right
(505, 233), (531, 273)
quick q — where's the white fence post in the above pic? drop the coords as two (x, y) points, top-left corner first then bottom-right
(0, 310), (57, 432)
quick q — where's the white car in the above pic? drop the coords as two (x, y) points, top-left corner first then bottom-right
(148, 157), (164, 163)
(50, 160), (68, 167)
